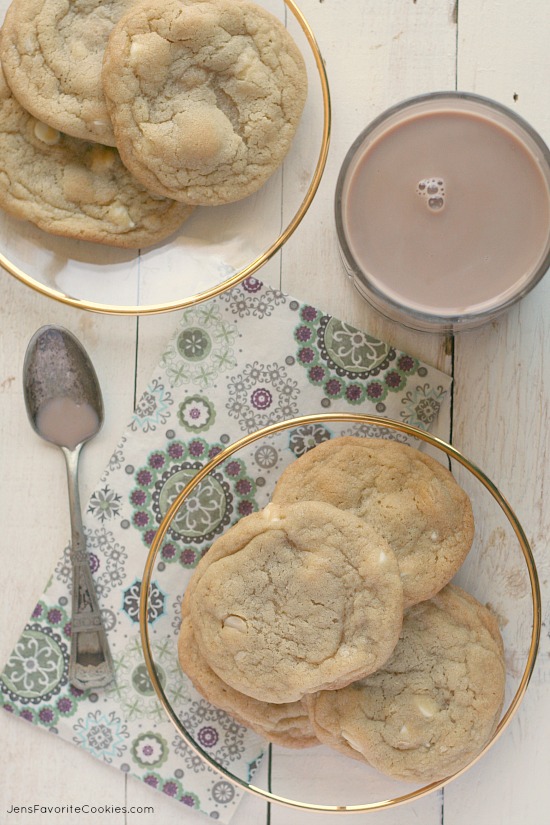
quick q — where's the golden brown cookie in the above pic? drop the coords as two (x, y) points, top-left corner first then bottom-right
(306, 585), (505, 783)
(188, 500), (403, 704)
(102, 0), (308, 205)
(0, 62), (193, 248)
(0, 0), (139, 145)
(178, 613), (318, 748)
(271, 437), (475, 608)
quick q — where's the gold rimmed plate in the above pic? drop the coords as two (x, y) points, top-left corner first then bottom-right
(0, 0), (330, 315)
(140, 413), (541, 812)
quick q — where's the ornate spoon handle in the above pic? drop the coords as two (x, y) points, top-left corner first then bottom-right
(64, 446), (115, 690)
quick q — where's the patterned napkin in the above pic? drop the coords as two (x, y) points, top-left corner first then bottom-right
(0, 277), (451, 822)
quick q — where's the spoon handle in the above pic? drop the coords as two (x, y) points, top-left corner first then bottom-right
(63, 446), (115, 691)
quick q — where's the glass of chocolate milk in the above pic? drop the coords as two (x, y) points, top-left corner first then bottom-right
(335, 92), (550, 332)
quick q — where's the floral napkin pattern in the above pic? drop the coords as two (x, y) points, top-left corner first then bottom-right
(0, 277), (451, 822)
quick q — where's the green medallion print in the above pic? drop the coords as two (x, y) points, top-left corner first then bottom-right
(176, 328), (212, 361)
(132, 663), (166, 696)
(2, 629), (66, 700)
(323, 318), (391, 373)
(158, 469), (227, 538)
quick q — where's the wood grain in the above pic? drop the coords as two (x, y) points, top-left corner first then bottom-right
(0, 0), (549, 823)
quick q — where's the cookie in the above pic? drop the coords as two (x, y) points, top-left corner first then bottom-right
(188, 500), (403, 704)
(178, 613), (318, 748)
(101, 0), (308, 205)
(0, 62), (194, 248)
(271, 437), (475, 608)
(0, 0), (138, 146)
(306, 585), (505, 783)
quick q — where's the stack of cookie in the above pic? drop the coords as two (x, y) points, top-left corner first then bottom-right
(179, 437), (507, 784)
(0, 0), (307, 247)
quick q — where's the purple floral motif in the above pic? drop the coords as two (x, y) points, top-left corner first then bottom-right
(137, 469), (153, 486)
(39, 707), (55, 724)
(222, 278), (286, 318)
(131, 732), (169, 768)
(198, 726), (219, 748)
(250, 388), (272, 410)
(181, 699), (252, 769)
(57, 696), (75, 716)
(226, 362), (299, 433)
(168, 442), (185, 459)
(345, 384), (365, 403)
(177, 394), (216, 433)
(131, 489), (147, 507)
(242, 276), (262, 293)
(149, 453), (165, 469)
(301, 305), (319, 322)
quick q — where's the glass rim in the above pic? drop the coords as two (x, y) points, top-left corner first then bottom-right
(335, 90), (550, 332)
(140, 412), (541, 813)
(0, 0), (331, 316)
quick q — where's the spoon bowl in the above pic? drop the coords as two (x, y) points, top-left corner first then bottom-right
(23, 325), (115, 691)
(23, 326), (104, 449)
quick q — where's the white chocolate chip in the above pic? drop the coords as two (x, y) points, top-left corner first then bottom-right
(430, 531), (440, 542)
(91, 119), (110, 129)
(89, 146), (117, 173)
(379, 549), (387, 564)
(222, 615), (247, 633)
(341, 730), (363, 753)
(262, 503), (285, 525)
(105, 203), (136, 231)
(130, 41), (146, 61)
(414, 695), (439, 719)
(34, 121), (61, 145)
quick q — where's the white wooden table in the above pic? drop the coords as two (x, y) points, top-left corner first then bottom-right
(1, 1), (549, 823)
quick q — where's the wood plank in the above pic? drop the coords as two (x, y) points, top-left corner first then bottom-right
(445, 0), (550, 822)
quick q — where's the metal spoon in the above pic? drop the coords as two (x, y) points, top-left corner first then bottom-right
(23, 325), (115, 691)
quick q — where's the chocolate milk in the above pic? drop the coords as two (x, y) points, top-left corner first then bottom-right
(36, 396), (99, 450)
(342, 105), (550, 317)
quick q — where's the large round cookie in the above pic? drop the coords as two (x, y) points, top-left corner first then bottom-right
(188, 501), (404, 704)
(0, 0), (138, 146)
(0, 63), (193, 248)
(178, 613), (318, 748)
(102, 0), (308, 205)
(271, 437), (475, 608)
(306, 585), (505, 783)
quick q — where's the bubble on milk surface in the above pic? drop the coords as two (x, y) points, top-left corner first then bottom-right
(417, 177), (446, 211)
